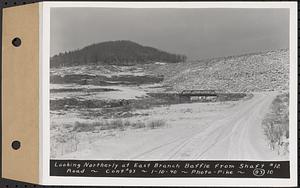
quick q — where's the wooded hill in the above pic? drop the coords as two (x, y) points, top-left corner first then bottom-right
(50, 40), (186, 67)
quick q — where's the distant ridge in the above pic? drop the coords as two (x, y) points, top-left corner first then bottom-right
(50, 40), (187, 67)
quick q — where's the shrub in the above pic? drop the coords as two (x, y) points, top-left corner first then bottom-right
(147, 119), (166, 129)
(124, 120), (131, 127)
(73, 121), (95, 132)
(110, 119), (125, 130)
(71, 118), (167, 133)
(131, 121), (146, 129)
(262, 93), (289, 155)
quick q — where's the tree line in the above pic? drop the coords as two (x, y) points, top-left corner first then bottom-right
(50, 40), (187, 67)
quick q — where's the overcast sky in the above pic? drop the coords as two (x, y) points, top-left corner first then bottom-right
(50, 8), (289, 60)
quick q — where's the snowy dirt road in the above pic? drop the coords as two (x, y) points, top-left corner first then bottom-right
(62, 92), (286, 160)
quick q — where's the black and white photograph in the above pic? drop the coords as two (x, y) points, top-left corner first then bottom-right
(49, 6), (291, 162)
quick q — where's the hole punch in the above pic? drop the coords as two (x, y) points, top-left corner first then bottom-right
(11, 140), (21, 150)
(12, 37), (22, 47)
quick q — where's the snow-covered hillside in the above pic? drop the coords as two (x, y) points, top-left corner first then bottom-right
(152, 49), (289, 92)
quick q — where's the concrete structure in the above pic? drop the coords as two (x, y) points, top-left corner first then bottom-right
(179, 90), (218, 102)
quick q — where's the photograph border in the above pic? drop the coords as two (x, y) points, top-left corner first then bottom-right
(40, 1), (298, 186)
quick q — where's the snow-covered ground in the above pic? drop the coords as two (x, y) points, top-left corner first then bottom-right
(50, 61), (289, 160)
(50, 65), (164, 101)
(51, 85), (148, 100)
(52, 92), (287, 160)
(51, 65), (146, 77)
